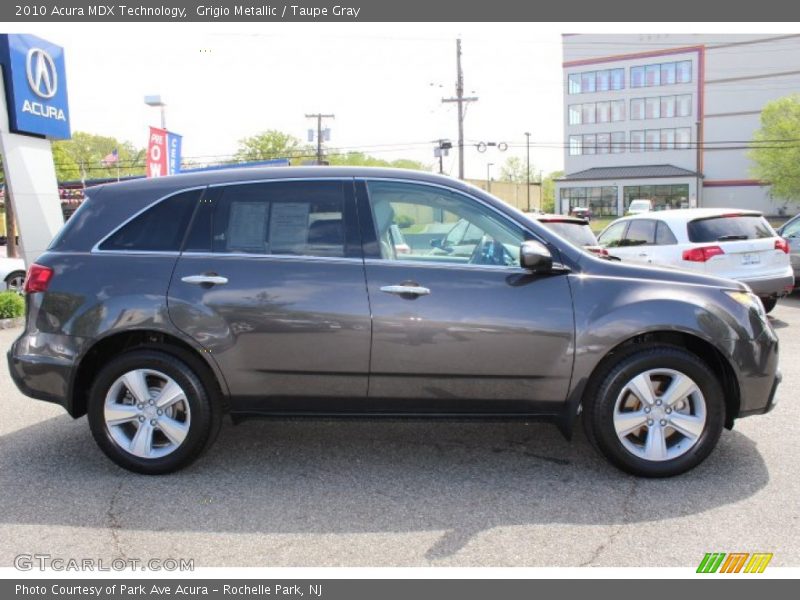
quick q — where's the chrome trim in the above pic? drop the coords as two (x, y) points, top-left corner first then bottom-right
(91, 185), (208, 254)
(206, 176), (356, 189)
(179, 251), (363, 265)
(363, 258), (529, 274)
(380, 285), (431, 296)
(181, 275), (229, 285)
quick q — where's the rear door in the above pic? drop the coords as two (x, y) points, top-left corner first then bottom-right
(357, 179), (575, 413)
(167, 179), (371, 410)
(686, 213), (788, 279)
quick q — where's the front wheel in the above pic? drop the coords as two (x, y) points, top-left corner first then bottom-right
(88, 350), (221, 474)
(583, 345), (725, 477)
(4, 270), (26, 293)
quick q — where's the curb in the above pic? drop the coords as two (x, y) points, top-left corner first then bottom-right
(0, 317), (24, 329)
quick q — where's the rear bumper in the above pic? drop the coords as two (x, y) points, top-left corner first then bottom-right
(739, 269), (795, 297)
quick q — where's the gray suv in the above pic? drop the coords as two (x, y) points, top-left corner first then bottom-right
(8, 167), (781, 477)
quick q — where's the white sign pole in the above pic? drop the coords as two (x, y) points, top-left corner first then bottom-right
(0, 69), (65, 267)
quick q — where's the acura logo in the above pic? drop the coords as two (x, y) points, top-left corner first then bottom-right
(26, 48), (57, 99)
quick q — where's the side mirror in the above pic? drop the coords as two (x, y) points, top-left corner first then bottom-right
(520, 240), (553, 272)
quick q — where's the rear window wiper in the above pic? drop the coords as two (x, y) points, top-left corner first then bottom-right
(716, 234), (749, 241)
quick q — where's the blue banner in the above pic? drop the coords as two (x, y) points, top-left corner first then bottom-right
(0, 33), (71, 139)
(166, 131), (182, 175)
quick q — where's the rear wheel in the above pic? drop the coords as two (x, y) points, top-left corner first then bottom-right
(88, 350), (221, 474)
(759, 296), (778, 314)
(584, 345), (725, 477)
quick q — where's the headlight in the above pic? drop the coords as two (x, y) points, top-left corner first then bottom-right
(724, 290), (767, 320)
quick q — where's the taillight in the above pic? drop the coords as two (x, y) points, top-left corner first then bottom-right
(775, 238), (790, 254)
(24, 264), (54, 293)
(682, 246), (725, 262)
(589, 247), (609, 256)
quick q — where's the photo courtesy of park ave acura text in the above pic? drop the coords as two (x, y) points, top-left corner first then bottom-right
(0, 8), (799, 580)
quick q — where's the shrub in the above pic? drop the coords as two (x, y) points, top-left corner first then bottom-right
(395, 214), (415, 229)
(0, 291), (25, 319)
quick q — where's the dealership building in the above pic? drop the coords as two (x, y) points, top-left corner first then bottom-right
(556, 34), (800, 217)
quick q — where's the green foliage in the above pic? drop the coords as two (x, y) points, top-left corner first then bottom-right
(0, 291), (25, 319)
(234, 130), (308, 162)
(52, 131), (146, 182)
(326, 151), (429, 171)
(395, 213), (415, 229)
(749, 94), (800, 202)
(499, 156), (538, 184)
(541, 170), (563, 213)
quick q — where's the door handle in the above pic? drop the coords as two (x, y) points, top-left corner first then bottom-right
(181, 274), (229, 286)
(380, 284), (431, 297)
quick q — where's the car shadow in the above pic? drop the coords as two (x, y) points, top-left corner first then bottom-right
(0, 414), (769, 560)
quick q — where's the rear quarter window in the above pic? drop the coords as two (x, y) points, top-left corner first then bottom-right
(98, 189), (201, 252)
(687, 215), (775, 243)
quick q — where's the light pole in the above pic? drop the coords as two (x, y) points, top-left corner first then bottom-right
(144, 95), (167, 129)
(486, 162), (494, 193)
(524, 132), (531, 211)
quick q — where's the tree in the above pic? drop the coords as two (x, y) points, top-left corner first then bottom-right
(541, 170), (564, 213)
(52, 132), (145, 183)
(498, 156), (538, 184)
(326, 151), (429, 171)
(234, 130), (308, 162)
(749, 94), (800, 202)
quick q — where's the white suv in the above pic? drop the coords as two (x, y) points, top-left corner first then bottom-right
(598, 208), (794, 312)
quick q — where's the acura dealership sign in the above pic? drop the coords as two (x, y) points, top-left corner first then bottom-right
(0, 33), (71, 139)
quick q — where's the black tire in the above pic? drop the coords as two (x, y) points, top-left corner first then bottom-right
(87, 350), (222, 474)
(4, 270), (26, 293)
(759, 296), (778, 314)
(583, 345), (725, 478)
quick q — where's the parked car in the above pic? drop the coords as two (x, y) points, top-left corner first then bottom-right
(569, 206), (592, 220)
(527, 213), (609, 258)
(597, 209), (794, 313)
(777, 214), (800, 285)
(0, 256), (26, 292)
(626, 199), (653, 215)
(9, 168), (781, 477)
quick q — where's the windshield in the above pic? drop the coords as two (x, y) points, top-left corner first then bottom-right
(687, 214), (775, 243)
(542, 221), (598, 247)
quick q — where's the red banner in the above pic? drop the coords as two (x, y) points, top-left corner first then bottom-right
(147, 126), (168, 178)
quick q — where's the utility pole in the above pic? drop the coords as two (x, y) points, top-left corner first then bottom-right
(524, 132), (532, 211)
(487, 162), (494, 193)
(442, 39), (478, 180)
(305, 113), (335, 164)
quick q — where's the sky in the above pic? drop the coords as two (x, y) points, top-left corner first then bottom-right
(4, 23), (567, 180)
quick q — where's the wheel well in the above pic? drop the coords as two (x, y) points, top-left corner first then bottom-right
(70, 330), (226, 418)
(4, 269), (26, 281)
(582, 331), (740, 428)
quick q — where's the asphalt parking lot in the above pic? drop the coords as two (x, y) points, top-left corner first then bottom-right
(1, 295), (799, 568)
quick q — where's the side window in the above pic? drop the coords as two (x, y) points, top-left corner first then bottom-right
(99, 189), (200, 252)
(656, 221), (678, 245)
(365, 181), (525, 267)
(186, 181), (347, 257)
(624, 219), (657, 246)
(782, 218), (800, 238)
(597, 221), (628, 248)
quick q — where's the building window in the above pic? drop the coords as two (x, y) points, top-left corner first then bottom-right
(597, 101), (610, 123)
(568, 73), (581, 94)
(569, 135), (582, 155)
(582, 134), (596, 155)
(630, 130), (645, 152)
(568, 104), (581, 125)
(597, 132), (611, 154)
(596, 69), (610, 92)
(561, 186), (619, 217)
(645, 64), (661, 87)
(645, 97), (660, 119)
(610, 68), (625, 90)
(582, 103), (596, 124)
(611, 100), (625, 121)
(611, 131), (625, 153)
(631, 98), (644, 120)
(631, 66), (645, 88)
(676, 127), (691, 149)
(661, 128), (676, 150)
(581, 72), (596, 93)
(676, 60), (692, 83)
(676, 94), (692, 117)
(645, 129), (661, 151)
(661, 96), (676, 118)
(624, 184), (690, 211)
(661, 62), (677, 86)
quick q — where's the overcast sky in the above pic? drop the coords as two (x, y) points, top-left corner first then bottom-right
(6, 23), (567, 180)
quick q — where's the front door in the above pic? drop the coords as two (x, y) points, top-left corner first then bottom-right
(167, 179), (371, 410)
(357, 180), (575, 414)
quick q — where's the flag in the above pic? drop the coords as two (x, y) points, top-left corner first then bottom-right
(101, 149), (119, 166)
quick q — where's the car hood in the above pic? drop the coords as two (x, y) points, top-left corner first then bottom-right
(583, 254), (749, 291)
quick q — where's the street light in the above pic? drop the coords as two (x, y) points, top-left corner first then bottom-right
(144, 94), (167, 129)
(487, 162), (494, 193)
(524, 132), (532, 211)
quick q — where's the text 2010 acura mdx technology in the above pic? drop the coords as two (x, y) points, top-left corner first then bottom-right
(9, 168), (781, 477)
